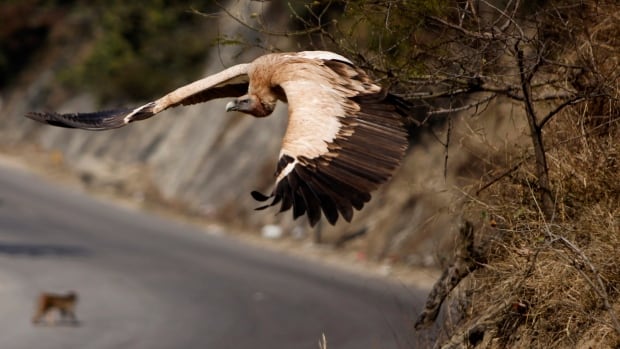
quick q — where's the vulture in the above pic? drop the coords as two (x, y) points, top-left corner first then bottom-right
(25, 51), (411, 227)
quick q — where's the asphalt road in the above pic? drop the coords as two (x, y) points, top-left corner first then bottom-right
(0, 162), (425, 349)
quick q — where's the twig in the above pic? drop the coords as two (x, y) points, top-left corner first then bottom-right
(475, 160), (525, 195)
(537, 96), (586, 129)
(444, 109), (452, 180)
(425, 93), (497, 117)
(195, 4), (328, 37)
(403, 88), (475, 99)
(480, 0), (524, 38)
(427, 15), (495, 40)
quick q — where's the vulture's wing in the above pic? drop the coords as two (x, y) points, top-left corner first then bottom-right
(25, 64), (250, 130)
(252, 59), (409, 226)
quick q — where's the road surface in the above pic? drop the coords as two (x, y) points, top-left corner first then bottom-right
(0, 162), (425, 349)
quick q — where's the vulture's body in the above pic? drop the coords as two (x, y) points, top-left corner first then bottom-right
(26, 51), (411, 226)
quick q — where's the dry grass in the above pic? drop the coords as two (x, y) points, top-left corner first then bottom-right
(431, 4), (620, 346)
(448, 98), (620, 348)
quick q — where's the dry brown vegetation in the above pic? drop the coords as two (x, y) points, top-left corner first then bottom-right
(276, 0), (619, 347)
(449, 102), (619, 348)
(416, 2), (620, 346)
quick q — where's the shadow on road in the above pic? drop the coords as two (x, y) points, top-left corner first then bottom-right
(0, 242), (89, 258)
(32, 320), (82, 327)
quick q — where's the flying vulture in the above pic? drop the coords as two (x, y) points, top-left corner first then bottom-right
(25, 51), (411, 226)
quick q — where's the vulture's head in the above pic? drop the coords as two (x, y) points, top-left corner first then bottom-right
(225, 94), (275, 118)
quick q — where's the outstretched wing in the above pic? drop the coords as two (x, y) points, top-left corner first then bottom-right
(25, 63), (250, 130)
(252, 58), (409, 227)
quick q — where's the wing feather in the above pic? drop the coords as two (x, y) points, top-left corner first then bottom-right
(25, 108), (140, 130)
(24, 64), (250, 130)
(297, 175), (322, 226)
(294, 166), (345, 224)
(253, 58), (409, 226)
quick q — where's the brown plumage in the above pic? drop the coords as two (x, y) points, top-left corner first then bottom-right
(25, 51), (411, 226)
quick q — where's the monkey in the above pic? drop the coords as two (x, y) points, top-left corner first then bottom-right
(32, 291), (79, 325)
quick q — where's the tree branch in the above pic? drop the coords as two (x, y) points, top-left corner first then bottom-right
(515, 40), (554, 218)
(197, 3), (329, 37)
(427, 15), (495, 41)
(425, 93), (496, 117)
(475, 160), (525, 196)
(537, 96), (586, 129)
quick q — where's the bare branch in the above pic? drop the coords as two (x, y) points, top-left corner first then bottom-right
(538, 96), (586, 129)
(195, 4), (329, 37)
(444, 114), (452, 179)
(516, 40), (554, 218)
(426, 15), (495, 40)
(402, 86), (484, 100)
(480, 0), (525, 38)
(475, 160), (525, 195)
(426, 93), (497, 117)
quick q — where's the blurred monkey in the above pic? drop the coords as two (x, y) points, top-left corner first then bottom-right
(32, 291), (79, 325)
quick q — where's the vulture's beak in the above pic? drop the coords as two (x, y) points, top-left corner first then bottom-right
(225, 100), (238, 112)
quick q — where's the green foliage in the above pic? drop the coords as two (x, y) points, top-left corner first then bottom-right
(0, 0), (222, 102)
(310, 0), (449, 80)
(0, 0), (61, 88)
(58, 1), (218, 103)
